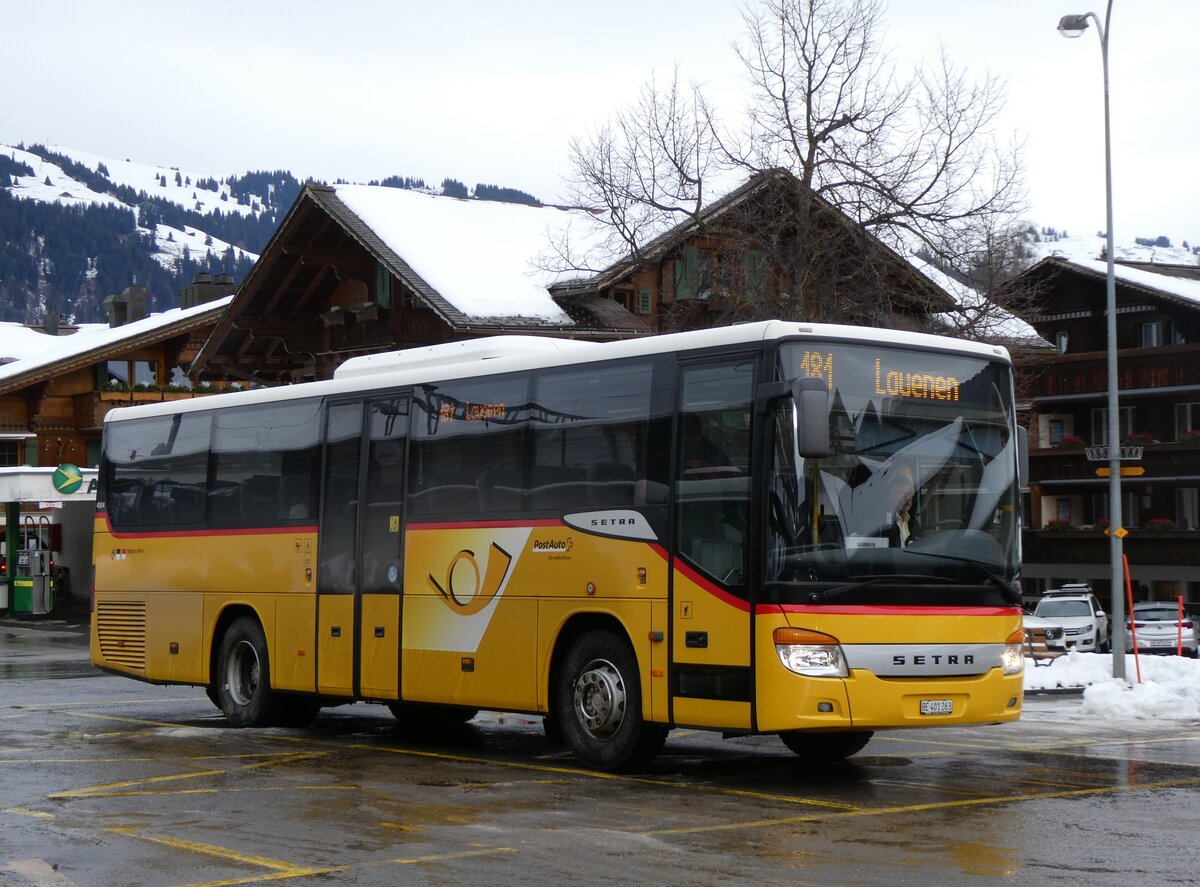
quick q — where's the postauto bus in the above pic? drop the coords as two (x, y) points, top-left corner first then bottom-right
(92, 321), (1026, 770)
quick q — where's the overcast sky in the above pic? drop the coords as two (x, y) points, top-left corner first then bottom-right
(5, 1), (1197, 245)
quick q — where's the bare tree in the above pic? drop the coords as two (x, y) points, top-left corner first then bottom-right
(555, 0), (1030, 333)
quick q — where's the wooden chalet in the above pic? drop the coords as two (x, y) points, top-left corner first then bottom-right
(189, 172), (963, 384)
(1017, 255), (1200, 607)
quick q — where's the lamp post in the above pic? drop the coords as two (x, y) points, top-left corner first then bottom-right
(1058, 1), (1125, 679)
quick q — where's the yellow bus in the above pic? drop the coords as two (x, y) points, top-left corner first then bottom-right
(91, 321), (1027, 770)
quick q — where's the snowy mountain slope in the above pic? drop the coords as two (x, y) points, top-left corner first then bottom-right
(2, 143), (260, 272)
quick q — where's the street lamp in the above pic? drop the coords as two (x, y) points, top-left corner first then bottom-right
(1058, 1), (1125, 679)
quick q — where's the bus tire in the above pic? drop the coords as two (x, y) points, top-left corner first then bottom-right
(779, 730), (873, 761)
(555, 629), (667, 771)
(215, 616), (275, 727)
(387, 702), (478, 726)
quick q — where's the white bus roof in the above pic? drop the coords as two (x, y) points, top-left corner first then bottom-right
(105, 321), (1012, 423)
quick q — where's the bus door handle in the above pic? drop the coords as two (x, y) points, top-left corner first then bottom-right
(685, 631), (708, 648)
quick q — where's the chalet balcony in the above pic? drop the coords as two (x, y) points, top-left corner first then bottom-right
(1031, 343), (1200, 400)
(1023, 528), (1200, 570)
(1030, 442), (1200, 484)
(75, 388), (223, 430)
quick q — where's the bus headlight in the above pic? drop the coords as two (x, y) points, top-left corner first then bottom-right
(773, 628), (849, 677)
(1002, 629), (1025, 675)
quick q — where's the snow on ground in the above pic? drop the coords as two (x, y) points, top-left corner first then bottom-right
(1025, 651), (1200, 721)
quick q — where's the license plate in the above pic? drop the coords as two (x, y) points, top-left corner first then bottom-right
(1147, 639), (1172, 647)
(920, 699), (953, 715)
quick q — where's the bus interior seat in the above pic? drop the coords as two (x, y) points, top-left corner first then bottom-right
(279, 475), (312, 520)
(207, 483), (242, 524)
(529, 464), (587, 510)
(241, 475), (279, 521)
(477, 467), (523, 511)
(587, 462), (635, 506)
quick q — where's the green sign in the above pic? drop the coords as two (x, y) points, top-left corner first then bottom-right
(52, 463), (83, 495)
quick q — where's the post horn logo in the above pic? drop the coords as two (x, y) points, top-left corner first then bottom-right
(427, 542), (514, 615)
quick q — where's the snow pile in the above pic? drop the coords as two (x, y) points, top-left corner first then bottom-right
(1025, 651), (1200, 720)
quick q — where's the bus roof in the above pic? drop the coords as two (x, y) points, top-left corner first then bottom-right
(104, 320), (1012, 423)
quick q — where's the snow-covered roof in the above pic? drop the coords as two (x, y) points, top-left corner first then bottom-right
(332, 185), (603, 324)
(0, 296), (233, 393)
(1059, 257), (1200, 308)
(912, 257), (1049, 348)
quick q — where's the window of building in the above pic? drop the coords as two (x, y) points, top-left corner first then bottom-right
(1177, 488), (1199, 531)
(1057, 498), (1071, 522)
(1048, 418), (1066, 446)
(104, 359), (158, 387)
(0, 440), (22, 466)
(1176, 403), (1200, 439)
(1139, 321), (1165, 348)
(1090, 407), (1134, 445)
(1055, 331), (1068, 353)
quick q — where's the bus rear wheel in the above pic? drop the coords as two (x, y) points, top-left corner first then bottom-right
(779, 730), (873, 761)
(555, 629), (667, 771)
(216, 616), (276, 727)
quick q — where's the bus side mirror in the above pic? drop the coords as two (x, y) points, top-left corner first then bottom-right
(792, 376), (830, 458)
(1017, 426), (1029, 489)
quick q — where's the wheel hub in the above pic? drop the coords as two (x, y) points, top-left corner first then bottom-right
(226, 639), (261, 706)
(573, 658), (626, 740)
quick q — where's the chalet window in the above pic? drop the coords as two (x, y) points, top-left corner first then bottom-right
(1090, 407), (1133, 445)
(1177, 488), (1199, 531)
(1139, 321), (1165, 348)
(1055, 331), (1068, 353)
(103, 359), (158, 387)
(1093, 490), (1139, 529)
(376, 262), (392, 309)
(1056, 498), (1071, 522)
(637, 289), (652, 315)
(674, 245), (699, 301)
(0, 440), (21, 467)
(1175, 403), (1200, 439)
(1048, 418), (1065, 446)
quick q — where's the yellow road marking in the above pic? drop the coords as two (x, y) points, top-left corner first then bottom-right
(2, 807), (56, 819)
(106, 827), (311, 873)
(640, 775), (1200, 836)
(15, 697), (203, 710)
(266, 734), (861, 811)
(50, 769), (226, 799)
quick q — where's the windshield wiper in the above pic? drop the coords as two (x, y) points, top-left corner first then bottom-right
(902, 551), (1023, 606)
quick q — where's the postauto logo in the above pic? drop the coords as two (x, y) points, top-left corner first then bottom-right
(52, 463), (83, 495)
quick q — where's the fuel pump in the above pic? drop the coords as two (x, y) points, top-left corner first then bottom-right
(13, 515), (54, 617)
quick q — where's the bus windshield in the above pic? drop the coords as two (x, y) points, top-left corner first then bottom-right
(767, 342), (1020, 604)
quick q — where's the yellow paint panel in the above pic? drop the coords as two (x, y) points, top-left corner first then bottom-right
(274, 594), (316, 692)
(360, 595), (400, 700)
(317, 595), (355, 696)
(673, 697), (751, 730)
(145, 593), (205, 683)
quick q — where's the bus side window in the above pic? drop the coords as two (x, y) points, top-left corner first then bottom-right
(676, 359), (756, 590)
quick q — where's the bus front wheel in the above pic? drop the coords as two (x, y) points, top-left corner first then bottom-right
(779, 730), (873, 761)
(555, 629), (667, 771)
(216, 616), (276, 727)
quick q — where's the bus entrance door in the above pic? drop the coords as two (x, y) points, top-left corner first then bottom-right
(316, 397), (409, 702)
(671, 358), (756, 730)
(356, 396), (409, 700)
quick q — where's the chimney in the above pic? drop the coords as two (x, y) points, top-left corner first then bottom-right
(43, 313), (60, 335)
(181, 271), (239, 309)
(103, 291), (127, 327)
(124, 286), (148, 323)
(104, 285), (149, 327)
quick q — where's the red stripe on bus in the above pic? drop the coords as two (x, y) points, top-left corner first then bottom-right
(671, 557), (751, 613)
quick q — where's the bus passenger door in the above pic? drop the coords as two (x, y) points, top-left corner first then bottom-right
(317, 401), (362, 697)
(357, 395), (409, 700)
(671, 357), (757, 729)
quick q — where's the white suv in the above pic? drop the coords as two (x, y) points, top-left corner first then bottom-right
(1033, 585), (1110, 653)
